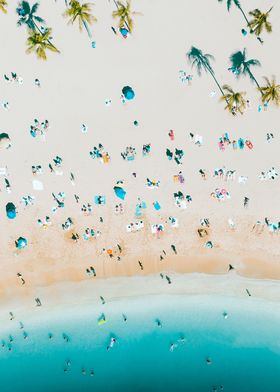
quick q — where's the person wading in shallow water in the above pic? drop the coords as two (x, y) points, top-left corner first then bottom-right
(35, 298), (42, 306)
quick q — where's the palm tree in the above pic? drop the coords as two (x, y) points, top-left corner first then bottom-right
(187, 46), (226, 98)
(229, 48), (262, 90)
(26, 29), (60, 60)
(218, 0), (250, 26)
(112, 0), (140, 33)
(55, 0), (68, 5)
(17, 1), (59, 51)
(258, 76), (280, 107)
(17, 1), (45, 32)
(0, 0), (7, 13)
(220, 84), (247, 114)
(249, 8), (273, 36)
(63, 1), (97, 38)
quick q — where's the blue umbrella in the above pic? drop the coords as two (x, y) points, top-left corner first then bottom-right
(6, 202), (16, 219)
(122, 86), (135, 100)
(15, 237), (27, 249)
(114, 186), (126, 200)
(120, 27), (129, 38)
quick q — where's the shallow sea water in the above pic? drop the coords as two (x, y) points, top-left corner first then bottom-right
(0, 294), (280, 392)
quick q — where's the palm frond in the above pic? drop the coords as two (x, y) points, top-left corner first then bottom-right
(34, 15), (45, 23)
(22, 1), (31, 14)
(31, 2), (39, 14)
(0, 0), (7, 13)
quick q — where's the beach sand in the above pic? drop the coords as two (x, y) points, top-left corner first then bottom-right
(0, 0), (279, 305)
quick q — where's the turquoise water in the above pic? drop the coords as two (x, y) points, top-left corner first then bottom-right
(1, 295), (280, 391)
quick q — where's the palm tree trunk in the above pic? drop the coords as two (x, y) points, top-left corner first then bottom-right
(237, 5), (250, 26)
(246, 67), (264, 95)
(207, 67), (225, 97)
(82, 20), (92, 38)
(207, 67), (231, 105)
(112, 0), (131, 33)
(33, 21), (60, 52)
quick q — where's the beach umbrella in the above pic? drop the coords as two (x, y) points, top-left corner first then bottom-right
(0, 133), (11, 150)
(122, 86), (135, 100)
(114, 186), (126, 200)
(120, 27), (129, 38)
(15, 237), (27, 249)
(6, 202), (16, 219)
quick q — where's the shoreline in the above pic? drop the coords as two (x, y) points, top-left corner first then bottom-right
(1, 246), (280, 301)
(1, 272), (280, 322)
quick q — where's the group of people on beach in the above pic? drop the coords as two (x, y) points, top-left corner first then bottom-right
(1, 68), (278, 308)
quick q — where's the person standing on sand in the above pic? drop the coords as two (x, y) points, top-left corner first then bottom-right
(244, 197), (249, 208)
(74, 194), (80, 203)
(35, 78), (40, 87)
(117, 244), (122, 253)
(168, 130), (175, 141)
(138, 260), (143, 270)
(17, 272), (25, 285)
(171, 244), (177, 254)
(100, 296), (106, 305)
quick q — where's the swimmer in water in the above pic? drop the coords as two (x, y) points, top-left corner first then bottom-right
(177, 335), (186, 344)
(206, 357), (212, 365)
(155, 318), (162, 327)
(66, 359), (71, 367)
(169, 343), (178, 352)
(23, 331), (28, 339)
(62, 333), (70, 342)
(82, 368), (86, 375)
(90, 370), (95, 377)
(107, 337), (117, 351)
(223, 311), (228, 319)
(48, 332), (53, 339)
(122, 314), (127, 322)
